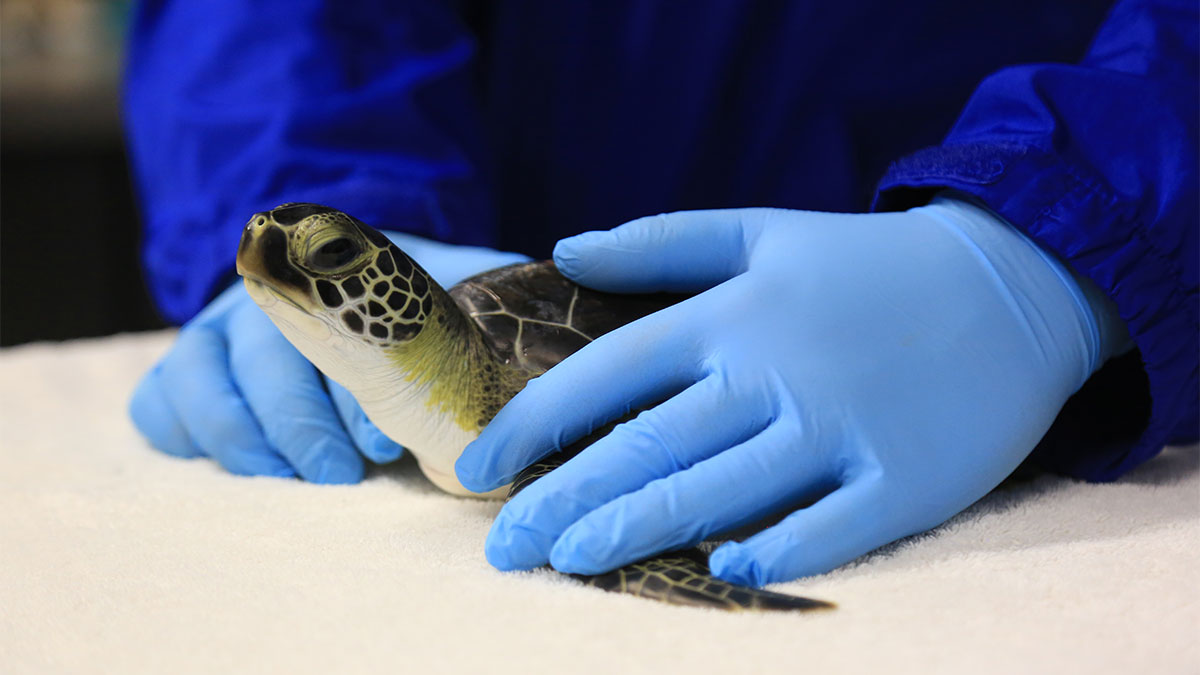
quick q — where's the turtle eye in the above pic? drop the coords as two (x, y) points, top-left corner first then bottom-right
(308, 238), (360, 271)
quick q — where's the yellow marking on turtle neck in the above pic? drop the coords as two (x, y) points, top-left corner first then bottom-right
(385, 290), (529, 433)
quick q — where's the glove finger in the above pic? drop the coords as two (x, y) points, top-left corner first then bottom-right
(485, 374), (769, 570)
(160, 327), (296, 477)
(227, 305), (364, 484)
(326, 376), (404, 464)
(553, 209), (763, 293)
(455, 308), (704, 492)
(128, 365), (204, 458)
(547, 420), (834, 575)
(707, 480), (891, 586)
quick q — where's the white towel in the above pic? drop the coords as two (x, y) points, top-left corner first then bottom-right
(1, 331), (1196, 674)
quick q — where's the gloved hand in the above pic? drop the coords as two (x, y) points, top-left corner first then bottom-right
(455, 196), (1131, 585)
(130, 232), (529, 482)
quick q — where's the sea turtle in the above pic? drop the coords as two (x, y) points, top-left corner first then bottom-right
(236, 202), (832, 612)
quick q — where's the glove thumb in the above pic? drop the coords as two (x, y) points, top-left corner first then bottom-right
(553, 209), (750, 293)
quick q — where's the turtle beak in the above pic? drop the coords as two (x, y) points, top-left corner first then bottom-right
(236, 213), (316, 311)
(235, 212), (275, 282)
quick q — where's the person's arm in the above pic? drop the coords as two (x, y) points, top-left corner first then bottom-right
(874, 0), (1199, 480)
(124, 0), (496, 323)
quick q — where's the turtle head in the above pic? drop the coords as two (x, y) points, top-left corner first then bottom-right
(236, 203), (437, 349)
(237, 204), (510, 498)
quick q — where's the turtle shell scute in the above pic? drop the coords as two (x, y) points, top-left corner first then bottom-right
(448, 261), (685, 374)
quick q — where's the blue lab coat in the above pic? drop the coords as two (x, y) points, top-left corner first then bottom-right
(123, 0), (1198, 480)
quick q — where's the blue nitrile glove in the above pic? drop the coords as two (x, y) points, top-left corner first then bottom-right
(130, 233), (529, 482)
(456, 196), (1132, 585)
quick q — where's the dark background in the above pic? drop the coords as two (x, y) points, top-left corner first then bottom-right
(1, 0), (166, 347)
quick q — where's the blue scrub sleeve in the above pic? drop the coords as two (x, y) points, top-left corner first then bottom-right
(123, 0), (495, 323)
(874, 0), (1198, 480)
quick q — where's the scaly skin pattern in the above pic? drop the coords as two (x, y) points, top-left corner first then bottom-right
(581, 552), (833, 611)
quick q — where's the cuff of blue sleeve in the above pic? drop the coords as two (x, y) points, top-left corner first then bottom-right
(872, 142), (1197, 481)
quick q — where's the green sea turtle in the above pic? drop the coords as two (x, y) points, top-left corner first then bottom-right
(236, 202), (832, 612)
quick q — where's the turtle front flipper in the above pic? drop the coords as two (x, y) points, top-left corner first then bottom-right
(574, 549), (833, 612)
(510, 450), (834, 613)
